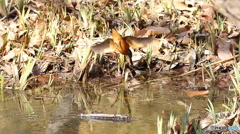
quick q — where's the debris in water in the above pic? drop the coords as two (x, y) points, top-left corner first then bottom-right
(76, 114), (141, 123)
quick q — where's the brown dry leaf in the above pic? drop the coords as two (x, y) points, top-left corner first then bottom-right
(218, 116), (236, 127)
(166, 25), (191, 41)
(179, 16), (190, 23)
(147, 26), (171, 36)
(173, 119), (180, 134)
(134, 27), (148, 37)
(62, 15), (79, 35)
(200, 4), (216, 21)
(205, 111), (239, 131)
(31, 74), (65, 84)
(5, 30), (16, 42)
(0, 63), (19, 78)
(203, 20), (219, 31)
(7, 21), (24, 42)
(34, 0), (47, 8)
(183, 48), (196, 70)
(145, 39), (163, 56)
(35, 56), (58, 73)
(200, 115), (213, 129)
(181, 37), (192, 45)
(2, 48), (21, 61)
(111, 28), (129, 55)
(157, 47), (175, 62)
(162, 0), (196, 11)
(174, 1), (196, 11)
(184, 48), (196, 63)
(217, 34), (233, 60)
(127, 78), (141, 91)
(141, 8), (152, 23)
(220, 110), (239, 126)
(27, 48), (36, 56)
(134, 26), (171, 37)
(29, 19), (46, 47)
(189, 49), (197, 70)
(179, 25), (192, 37)
(19, 51), (29, 62)
(183, 89), (209, 97)
(8, 21), (21, 33)
(154, 4), (165, 14)
(1, 48), (29, 62)
(228, 30), (240, 38)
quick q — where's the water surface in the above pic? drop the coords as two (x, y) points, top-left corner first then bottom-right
(0, 74), (227, 134)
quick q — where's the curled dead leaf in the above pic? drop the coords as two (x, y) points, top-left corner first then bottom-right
(171, 1), (196, 11)
(2, 48), (21, 61)
(183, 89), (209, 97)
(134, 26), (171, 37)
(217, 34), (233, 60)
(200, 4), (216, 21)
(0, 63), (19, 78)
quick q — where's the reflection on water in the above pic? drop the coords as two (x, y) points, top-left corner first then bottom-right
(0, 75), (227, 134)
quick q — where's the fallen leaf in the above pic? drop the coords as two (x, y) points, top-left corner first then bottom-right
(2, 48), (21, 61)
(217, 34), (233, 60)
(127, 78), (141, 91)
(178, 37), (192, 45)
(183, 89), (209, 97)
(0, 63), (19, 78)
(200, 115), (212, 129)
(173, 119), (180, 134)
(166, 25), (191, 41)
(147, 26), (171, 36)
(29, 19), (46, 47)
(173, 1), (196, 11)
(134, 26), (171, 37)
(200, 4), (216, 21)
(184, 48), (196, 64)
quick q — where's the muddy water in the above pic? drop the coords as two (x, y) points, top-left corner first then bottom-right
(0, 75), (227, 134)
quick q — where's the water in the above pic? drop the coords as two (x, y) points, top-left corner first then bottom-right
(0, 75), (227, 134)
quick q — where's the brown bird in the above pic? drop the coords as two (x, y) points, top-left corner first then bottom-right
(90, 38), (116, 54)
(90, 29), (157, 65)
(91, 29), (130, 55)
(91, 29), (132, 63)
(111, 28), (130, 55)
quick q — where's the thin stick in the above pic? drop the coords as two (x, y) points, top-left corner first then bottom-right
(179, 55), (239, 77)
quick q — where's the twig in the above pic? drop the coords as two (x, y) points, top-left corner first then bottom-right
(179, 55), (239, 77)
